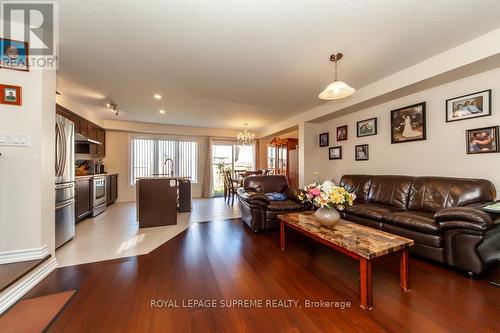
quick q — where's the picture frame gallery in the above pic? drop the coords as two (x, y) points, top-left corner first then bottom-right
(324, 89), (494, 160)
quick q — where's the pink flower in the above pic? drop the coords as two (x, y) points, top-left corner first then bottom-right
(310, 188), (321, 196)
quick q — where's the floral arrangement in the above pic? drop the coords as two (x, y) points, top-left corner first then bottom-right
(298, 180), (356, 210)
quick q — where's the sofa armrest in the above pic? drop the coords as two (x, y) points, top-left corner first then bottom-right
(237, 189), (271, 205)
(284, 187), (304, 203)
(435, 207), (498, 231)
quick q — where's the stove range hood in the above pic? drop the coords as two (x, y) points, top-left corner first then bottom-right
(75, 132), (102, 145)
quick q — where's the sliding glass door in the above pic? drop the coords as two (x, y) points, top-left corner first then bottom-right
(212, 142), (255, 196)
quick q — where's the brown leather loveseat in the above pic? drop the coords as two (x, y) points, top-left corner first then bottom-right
(237, 175), (310, 232)
(339, 175), (500, 275)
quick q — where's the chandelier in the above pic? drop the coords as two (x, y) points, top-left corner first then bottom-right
(319, 53), (355, 100)
(236, 123), (255, 146)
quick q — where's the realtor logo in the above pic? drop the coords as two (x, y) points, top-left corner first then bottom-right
(0, 0), (58, 70)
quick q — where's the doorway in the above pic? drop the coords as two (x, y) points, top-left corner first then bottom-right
(212, 142), (255, 196)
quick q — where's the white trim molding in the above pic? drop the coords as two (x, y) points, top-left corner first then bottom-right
(0, 257), (58, 314)
(0, 245), (49, 265)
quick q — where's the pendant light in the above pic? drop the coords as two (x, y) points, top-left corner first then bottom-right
(319, 53), (355, 100)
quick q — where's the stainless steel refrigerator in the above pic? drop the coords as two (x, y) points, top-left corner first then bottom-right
(55, 115), (76, 248)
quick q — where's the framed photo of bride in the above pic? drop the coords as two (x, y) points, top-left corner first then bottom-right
(391, 102), (427, 144)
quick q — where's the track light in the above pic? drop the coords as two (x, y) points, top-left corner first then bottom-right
(107, 102), (119, 116)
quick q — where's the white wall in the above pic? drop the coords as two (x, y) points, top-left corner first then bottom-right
(309, 67), (500, 195)
(0, 69), (56, 254)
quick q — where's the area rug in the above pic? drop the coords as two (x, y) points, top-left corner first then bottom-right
(0, 290), (76, 333)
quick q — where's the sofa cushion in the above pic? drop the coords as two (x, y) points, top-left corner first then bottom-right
(344, 203), (400, 221)
(244, 175), (288, 193)
(383, 211), (439, 234)
(408, 177), (495, 212)
(382, 224), (442, 248)
(339, 175), (373, 203)
(368, 176), (413, 210)
(342, 212), (383, 230)
(267, 200), (303, 211)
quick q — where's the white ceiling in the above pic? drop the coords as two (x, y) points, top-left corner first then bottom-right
(57, 0), (500, 130)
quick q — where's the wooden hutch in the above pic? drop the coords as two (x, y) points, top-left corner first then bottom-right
(267, 137), (299, 187)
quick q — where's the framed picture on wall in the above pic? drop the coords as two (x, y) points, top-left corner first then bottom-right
(446, 89), (491, 122)
(355, 144), (369, 161)
(466, 126), (499, 154)
(357, 118), (377, 137)
(0, 84), (22, 106)
(0, 38), (30, 72)
(319, 132), (329, 147)
(336, 125), (348, 141)
(391, 102), (426, 144)
(329, 146), (342, 160)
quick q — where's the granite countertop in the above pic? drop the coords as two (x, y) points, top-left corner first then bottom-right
(136, 176), (190, 181)
(278, 212), (414, 259)
(75, 174), (94, 179)
(75, 173), (118, 179)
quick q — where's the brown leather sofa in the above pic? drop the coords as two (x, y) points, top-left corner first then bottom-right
(339, 175), (500, 275)
(237, 175), (310, 232)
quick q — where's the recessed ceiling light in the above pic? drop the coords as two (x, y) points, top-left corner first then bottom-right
(154, 94), (162, 100)
(159, 109), (166, 114)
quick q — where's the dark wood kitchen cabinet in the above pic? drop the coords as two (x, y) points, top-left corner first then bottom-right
(79, 118), (89, 137)
(75, 176), (93, 221)
(56, 103), (107, 158)
(87, 122), (98, 141)
(106, 174), (118, 205)
(97, 128), (106, 156)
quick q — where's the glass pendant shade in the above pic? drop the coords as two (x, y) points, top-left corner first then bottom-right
(319, 80), (355, 100)
(319, 53), (355, 100)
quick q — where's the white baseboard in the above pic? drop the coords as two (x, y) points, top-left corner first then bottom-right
(0, 257), (58, 314)
(0, 246), (49, 264)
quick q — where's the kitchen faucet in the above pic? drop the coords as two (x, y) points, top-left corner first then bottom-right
(164, 158), (174, 177)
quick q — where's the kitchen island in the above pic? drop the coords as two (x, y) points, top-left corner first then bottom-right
(136, 176), (191, 228)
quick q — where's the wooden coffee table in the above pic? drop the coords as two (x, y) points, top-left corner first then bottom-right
(278, 212), (414, 310)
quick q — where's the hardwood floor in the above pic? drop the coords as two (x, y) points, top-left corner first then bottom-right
(56, 198), (240, 267)
(26, 219), (500, 332)
(0, 255), (50, 293)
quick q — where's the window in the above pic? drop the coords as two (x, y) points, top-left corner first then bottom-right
(211, 142), (255, 196)
(130, 136), (198, 185)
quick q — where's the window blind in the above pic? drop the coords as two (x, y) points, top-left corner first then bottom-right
(130, 137), (198, 185)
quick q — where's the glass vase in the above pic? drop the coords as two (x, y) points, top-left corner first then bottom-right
(314, 207), (341, 227)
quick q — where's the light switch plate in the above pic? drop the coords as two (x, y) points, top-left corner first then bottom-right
(0, 133), (31, 147)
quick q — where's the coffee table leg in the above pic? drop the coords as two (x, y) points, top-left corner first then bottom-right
(359, 258), (373, 310)
(280, 221), (285, 251)
(400, 248), (409, 292)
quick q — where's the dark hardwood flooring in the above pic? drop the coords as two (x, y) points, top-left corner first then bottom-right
(0, 255), (50, 293)
(25, 219), (500, 333)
